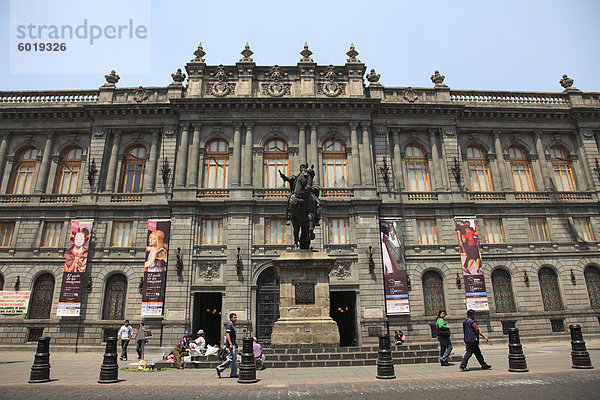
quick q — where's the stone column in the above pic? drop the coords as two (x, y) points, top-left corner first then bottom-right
(197, 148), (205, 188)
(0, 132), (11, 188)
(493, 130), (510, 190)
(242, 123), (253, 186)
(392, 130), (404, 191)
(360, 123), (374, 185)
(34, 131), (55, 193)
(230, 123), (242, 187)
(574, 133), (592, 190)
(105, 130), (121, 192)
(350, 122), (362, 186)
(488, 152), (502, 191)
(143, 130), (159, 193)
(298, 123), (307, 165)
(187, 123), (201, 187)
(428, 129), (443, 190)
(175, 124), (189, 187)
(309, 122), (319, 184)
(533, 130), (551, 190)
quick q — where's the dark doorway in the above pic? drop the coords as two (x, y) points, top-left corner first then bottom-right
(256, 267), (279, 344)
(330, 291), (357, 346)
(193, 293), (222, 346)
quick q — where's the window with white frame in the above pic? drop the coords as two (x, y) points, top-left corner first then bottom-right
(111, 221), (133, 247)
(467, 145), (493, 192)
(322, 139), (349, 188)
(508, 145), (535, 192)
(201, 219), (223, 245)
(328, 217), (350, 244)
(265, 218), (287, 244)
(9, 147), (37, 194)
(405, 144), (431, 191)
(203, 139), (229, 188)
(416, 219), (438, 244)
(549, 146), (577, 191)
(263, 139), (288, 188)
(54, 146), (82, 194)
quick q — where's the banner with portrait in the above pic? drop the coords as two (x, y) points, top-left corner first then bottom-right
(141, 219), (170, 316)
(57, 220), (93, 316)
(379, 219), (410, 315)
(454, 217), (489, 311)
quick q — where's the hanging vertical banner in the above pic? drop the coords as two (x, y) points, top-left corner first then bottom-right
(379, 219), (410, 315)
(57, 220), (93, 316)
(454, 217), (489, 311)
(141, 219), (170, 316)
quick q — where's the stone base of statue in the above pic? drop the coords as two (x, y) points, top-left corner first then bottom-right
(270, 250), (340, 345)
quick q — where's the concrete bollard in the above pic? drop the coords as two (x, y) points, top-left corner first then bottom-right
(98, 336), (119, 383)
(376, 333), (396, 379)
(507, 328), (528, 372)
(569, 324), (593, 369)
(28, 336), (51, 383)
(238, 337), (258, 384)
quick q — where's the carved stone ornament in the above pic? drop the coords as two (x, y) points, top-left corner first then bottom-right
(559, 74), (574, 89)
(193, 42), (206, 62)
(442, 127), (456, 137)
(431, 70), (447, 87)
(299, 42), (314, 63)
(346, 43), (360, 63)
(295, 282), (315, 304)
(239, 42), (254, 62)
(207, 65), (235, 97)
(133, 86), (149, 103)
(103, 70), (120, 87)
(198, 263), (220, 282)
(163, 126), (176, 136)
(261, 65), (292, 97)
(92, 127), (106, 137)
(331, 260), (352, 280)
(171, 68), (186, 83)
(366, 69), (381, 85)
(318, 65), (346, 97)
(402, 87), (418, 102)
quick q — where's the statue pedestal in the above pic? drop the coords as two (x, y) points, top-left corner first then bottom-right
(270, 250), (340, 345)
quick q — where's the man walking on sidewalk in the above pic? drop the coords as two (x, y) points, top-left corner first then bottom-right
(117, 320), (133, 361)
(459, 310), (492, 371)
(216, 313), (238, 378)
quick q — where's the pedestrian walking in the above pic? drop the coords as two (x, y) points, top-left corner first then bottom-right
(216, 313), (238, 378)
(436, 310), (453, 366)
(133, 322), (150, 360)
(117, 320), (133, 361)
(459, 310), (492, 371)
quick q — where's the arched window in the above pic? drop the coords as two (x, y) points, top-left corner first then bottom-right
(584, 266), (600, 309)
(422, 271), (445, 316)
(9, 147), (38, 194)
(54, 146), (82, 194)
(322, 139), (349, 188)
(467, 145), (493, 192)
(492, 269), (515, 313)
(263, 139), (288, 188)
(508, 146), (535, 191)
(102, 274), (127, 320)
(549, 146), (576, 191)
(202, 139), (229, 188)
(28, 273), (55, 319)
(539, 267), (563, 311)
(405, 144), (430, 191)
(120, 146), (145, 193)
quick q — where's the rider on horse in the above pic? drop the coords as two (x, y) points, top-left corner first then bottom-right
(279, 164), (321, 227)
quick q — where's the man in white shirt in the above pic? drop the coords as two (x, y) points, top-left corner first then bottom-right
(195, 329), (206, 354)
(117, 320), (133, 361)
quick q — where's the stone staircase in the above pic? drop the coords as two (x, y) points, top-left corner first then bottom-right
(152, 343), (462, 370)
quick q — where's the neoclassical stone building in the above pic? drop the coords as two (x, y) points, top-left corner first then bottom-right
(0, 43), (599, 349)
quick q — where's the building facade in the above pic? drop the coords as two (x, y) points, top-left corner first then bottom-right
(1, 44), (599, 349)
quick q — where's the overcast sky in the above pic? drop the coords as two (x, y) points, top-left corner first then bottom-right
(1, 0), (599, 92)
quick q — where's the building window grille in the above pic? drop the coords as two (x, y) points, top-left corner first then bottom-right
(28, 273), (55, 319)
(201, 218), (223, 245)
(102, 274), (127, 320)
(120, 145), (146, 193)
(501, 321), (516, 334)
(573, 217), (594, 242)
(467, 145), (493, 192)
(202, 139), (229, 189)
(550, 318), (565, 332)
(328, 217), (350, 244)
(111, 221), (133, 247)
(549, 146), (576, 191)
(492, 269), (515, 313)
(9, 147), (37, 194)
(41, 221), (64, 248)
(27, 327), (44, 342)
(584, 266), (600, 309)
(0, 221), (15, 247)
(265, 217), (287, 244)
(508, 146), (535, 191)
(416, 219), (438, 245)
(483, 218), (505, 244)
(422, 271), (445, 316)
(529, 218), (550, 242)
(322, 139), (349, 188)
(539, 267), (563, 311)
(54, 146), (82, 194)
(405, 144), (431, 192)
(263, 139), (288, 188)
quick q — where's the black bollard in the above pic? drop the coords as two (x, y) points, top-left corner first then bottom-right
(238, 337), (258, 384)
(569, 324), (594, 369)
(376, 333), (396, 379)
(507, 328), (528, 372)
(98, 336), (119, 383)
(28, 336), (51, 383)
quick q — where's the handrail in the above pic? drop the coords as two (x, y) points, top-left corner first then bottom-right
(0, 90), (99, 104)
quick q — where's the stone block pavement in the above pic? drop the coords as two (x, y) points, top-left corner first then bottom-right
(0, 338), (599, 399)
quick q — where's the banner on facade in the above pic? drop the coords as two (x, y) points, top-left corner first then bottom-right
(0, 291), (31, 314)
(454, 217), (489, 311)
(57, 220), (93, 316)
(379, 219), (410, 315)
(141, 219), (170, 316)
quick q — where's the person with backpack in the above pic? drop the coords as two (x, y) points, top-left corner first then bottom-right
(459, 309), (492, 372)
(435, 310), (452, 366)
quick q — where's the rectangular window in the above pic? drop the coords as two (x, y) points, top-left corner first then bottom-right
(0, 222), (15, 247)
(417, 219), (438, 244)
(203, 158), (228, 188)
(469, 163), (493, 192)
(573, 217), (594, 242)
(483, 218), (505, 244)
(111, 221), (133, 247)
(41, 221), (63, 247)
(529, 218), (550, 242)
(328, 217), (350, 244)
(265, 218), (287, 244)
(322, 158), (349, 188)
(201, 219), (223, 245)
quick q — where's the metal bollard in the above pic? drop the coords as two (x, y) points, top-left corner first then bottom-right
(98, 336), (119, 383)
(238, 337), (258, 384)
(29, 336), (51, 383)
(507, 328), (528, 372)
(376, 333), (396, 379)
(569, 324), (593, 369)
